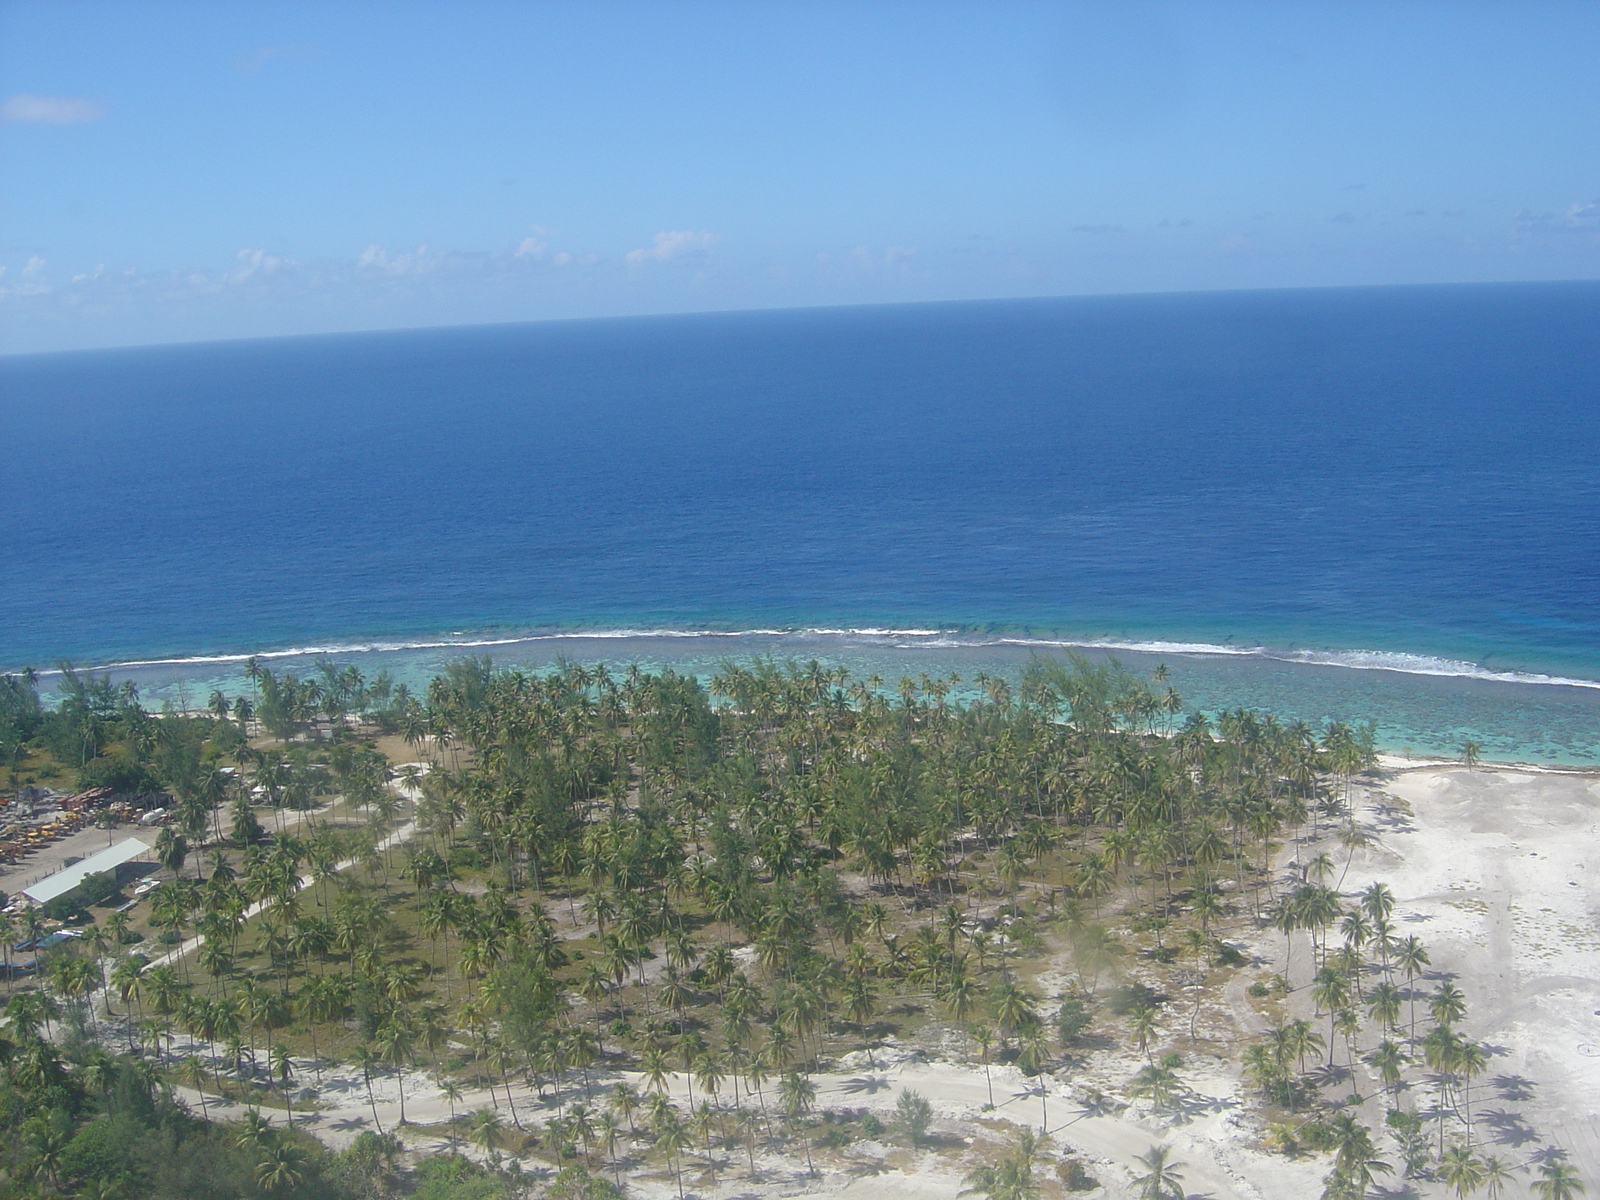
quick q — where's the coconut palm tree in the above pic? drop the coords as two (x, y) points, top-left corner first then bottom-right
(354, 1044), (384, 1134)
(1456, 1039), (1488, 1142)
(1430, 981), (1468, 1028)
(177, 1054), (210, 1117)
(1532, 1160), (1585, 1200)
(1133, 1143), (1186, 1200)
(654, 1107), (691, 1200)
(1367, 980), (1403, 1034)
(608, 1082), (640, 1135)
(1327, 1114), (1391, 1196)
(255, 1142), (308, 1193)
(968, 1023), (997, 1109)
(959, 1127), (1046, 1200)
(1394, 936), (1431, 1039)
(375, 1018), (415, 1125)
(469, 1107), (505, 1163)
(1311, 967), (1352, 1066)
(641, 1046), (672, 1096)
(1439, 1145), (1486, 1198)
(693, 1050), (726, 1122)
(1367, 1039), (1407, 1102)
(778, 1070), (817, 1175)
(1479, 1154), (1514, 1200)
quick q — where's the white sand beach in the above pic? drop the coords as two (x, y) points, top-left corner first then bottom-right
(1336, 761), (1600, 1186)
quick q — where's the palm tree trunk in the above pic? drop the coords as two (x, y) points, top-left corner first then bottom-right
(365, 1069), (384, 1134)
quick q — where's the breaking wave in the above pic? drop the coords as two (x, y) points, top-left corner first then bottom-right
(32, 626), (1600, 690)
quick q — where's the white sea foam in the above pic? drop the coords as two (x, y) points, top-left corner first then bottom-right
(1271, 647), (1600, 690)
(878, 633), (1600, 689)
(901, 635), (1600, 690)
(806, 627), (950, 637)
(29, 627), (1600, 691)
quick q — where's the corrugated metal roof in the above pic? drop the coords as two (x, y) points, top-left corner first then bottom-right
(21, 838), (154, 904)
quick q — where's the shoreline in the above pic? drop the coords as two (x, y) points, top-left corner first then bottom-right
(1378, 751), (1600, 776)
(17, 625), (1600, 693)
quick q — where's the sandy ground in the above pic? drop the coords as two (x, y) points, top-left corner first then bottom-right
(174, 1049), (1324, 1200)
(1336, 760), (1600, 1185)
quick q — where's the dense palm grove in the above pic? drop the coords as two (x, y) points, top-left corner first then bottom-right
(0, 655), (1584, 1199)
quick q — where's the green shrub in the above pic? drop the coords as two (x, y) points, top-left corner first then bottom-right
(1055, 993), (1094, 1043)
(44, 895), (85, 921)
(1107, 982), (1166, 1015)
(62, 1114), (140, 1182)
(77, 754), (160, 795)
(892, 1088), (933, 1146)
(411, 1152), (509, 1200)
(75, 870), (122, 908)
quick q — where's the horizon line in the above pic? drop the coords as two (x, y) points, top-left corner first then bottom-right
(6, 276), (1599, 362)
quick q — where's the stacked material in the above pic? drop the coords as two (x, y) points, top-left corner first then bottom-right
(0, 809), (89, 863)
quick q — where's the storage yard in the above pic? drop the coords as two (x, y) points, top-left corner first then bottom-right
(0, 789), (165, 909)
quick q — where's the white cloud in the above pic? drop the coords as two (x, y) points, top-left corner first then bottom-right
(1564, 200), (1600, 228)
(228, 248), (295, 283)
(0, 229), (709, 348)
(1, 256), (52, 297)
(1, 94), (106, 124)
(514, 237), (547, 259)
(357, 244), (446, 275)
(626, 230), (718, 265)
(1512, 200), (1600, 241)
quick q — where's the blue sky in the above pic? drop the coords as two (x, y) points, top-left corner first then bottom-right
(3, 0), (1599, 352)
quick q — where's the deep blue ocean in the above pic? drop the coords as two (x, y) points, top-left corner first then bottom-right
(3, 283), (1599, 761)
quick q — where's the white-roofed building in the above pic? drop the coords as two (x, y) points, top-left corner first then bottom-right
(21, 838), (155, 905)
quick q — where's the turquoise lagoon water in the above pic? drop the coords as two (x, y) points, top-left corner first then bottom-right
(3, 284), (1598, 762)
(81, 630), (1600, 766)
